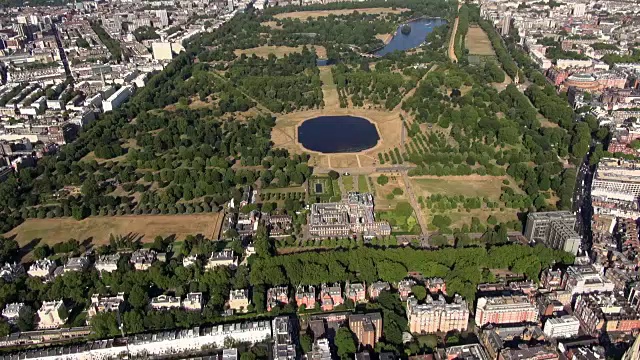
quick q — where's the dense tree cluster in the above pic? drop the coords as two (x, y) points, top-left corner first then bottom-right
(226, 49), (322, 112)
(250, 244), (573, 306)
(133, 26), (160, 42)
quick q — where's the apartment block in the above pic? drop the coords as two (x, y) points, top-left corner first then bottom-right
(562, 265), (615, 296)
(228, 289), (250, 313)
(345, 282), (367, 304)
(37, 300), (67, 329)
(130, 249), (157, 271)
(543, 315), (581, 339)
(320, 283), (344, 311)
(574, 292), (640, 336)
(151, 295), (181, 310)
(369, 281), (390, 299)
(87, 293), (125, 318)
(398, 279), (417, 301)
(27, 259), (56, 278)
(267, 286), (289, 311)
(475, 295), (539, 327)
(206, 249), (238, 270)
(183, 292), (204, 311)
(349, 313), (382, 348)
(94, 254), (120, 273)
(407, 294), (469, 334)
(524, 211), (580, 255)
(296, 285), (316, 310)
(2, 303), (27, 323)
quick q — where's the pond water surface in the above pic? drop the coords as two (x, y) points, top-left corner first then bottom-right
(374, 17), (447, 57)
(298, 116), (380, 153)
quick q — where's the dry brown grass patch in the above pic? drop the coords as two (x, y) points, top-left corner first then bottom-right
(234, 45), (327, 59)
(465, 26), (496, 56)
(6, 213), (225, 249)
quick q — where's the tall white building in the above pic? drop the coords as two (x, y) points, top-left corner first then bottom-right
(102, 86), (133, 112)
(573, 3), (586, 17)
(543, 315), (581, 339)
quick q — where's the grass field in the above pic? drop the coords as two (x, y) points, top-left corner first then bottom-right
(342, 176), (355, 192)
(371, 174), (408, 210)
(410, 176), (507, 199)
(234, 45), (327, 59)
(357, 175), (369, 193)
(261, 185), (306, 194)
(319, 66), (339, 108)
(410, 176), (519, 229)
(273, 7), (408, 20)
(5, 213), (225, 249)
(377, 201), (420, 235)
(465, 26), (496, 56)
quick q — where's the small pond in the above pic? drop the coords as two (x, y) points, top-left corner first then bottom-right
(298, 116), (380, 153)
(374, 17), (447, 56)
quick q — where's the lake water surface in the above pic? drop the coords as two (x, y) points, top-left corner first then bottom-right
(374, 17), (447, 57)
(298, 116), (380, 153)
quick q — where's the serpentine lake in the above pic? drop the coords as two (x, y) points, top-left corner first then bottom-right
(374, 17), (447, 56)
(297, 116), (380, 153)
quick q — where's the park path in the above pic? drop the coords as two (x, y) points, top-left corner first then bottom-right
(402, 172), (429, 242)
(448, 3), (462, 63)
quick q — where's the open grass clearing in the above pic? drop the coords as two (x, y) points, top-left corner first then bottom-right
(410, 175), (509, 199)
(5, 213), (225, 253)
(371, 174), (408, 210)
(273, 7), (409, 20)
(428, 208), (518, 230)
(465, 26), (495, 56)
(234, 45), (327, 59)
(261, 186), (306, 194)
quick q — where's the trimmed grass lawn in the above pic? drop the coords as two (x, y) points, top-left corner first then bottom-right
(342, 176), (355, 192)
(358, 175), (369, 193)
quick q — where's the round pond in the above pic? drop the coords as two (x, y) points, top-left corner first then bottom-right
(297, 116), (380, 153)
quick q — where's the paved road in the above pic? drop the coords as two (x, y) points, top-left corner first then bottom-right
(314, 165), (416, 175)
(573, 145), (596, 255)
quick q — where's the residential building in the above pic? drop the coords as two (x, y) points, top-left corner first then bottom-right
(524, 211), (580, 255)
(273, 316), (296, 360)
(345, 282), (367, 304)
(222, 348), (238, 360)
(591, 158), (640, 199)
(63, 256), (89, 273)
(268, 215), (292, 236)
(369, 281), (390, 299)
(37, 300), (67, 329)
(407, 294), (469, 334)
(94, 254), (120, 273)
(440, 344), (491, 360)
(542, 269), (563, 291)
(296, 285), (316, 310)
(425, 278), (447, 294)
(543, 315), (580, 339)
(398, 279), (416, 301)
(130, 249), (157, 271)
(206, 249), (238, 270)
(562, 265), (615, 296)
(102, 85), (132, 112)
(499, 345), (558, 360)
(349, 313), (382, 348)
(183, 292), (204, 311)
(182, 254), (198, 267)
(309, 338), (332, 360)
(267, 286), (289, 311)
(87, 293), (125, 318)
(480, 324), (545, 359)
(0, 262), (25, 282)
(475, 295), (539, 327)
(228, 289), (250, 313)
(151, 295), (181, 310)
(2, 303), (27, 323)
(574, 292), (640, 336)
(320, 283), (344, 311)
(27, 259), (56, 278)
(308, 193), (391, 238)
(1, 320), (271, 358)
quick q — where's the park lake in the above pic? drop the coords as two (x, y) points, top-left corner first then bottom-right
(374, 17), (447, 56)
(297, 116), (380, 153)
